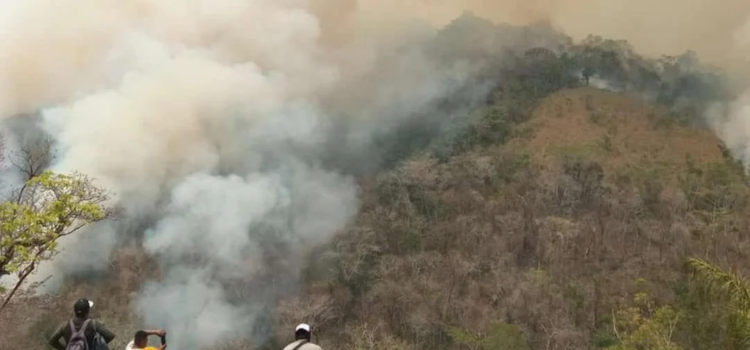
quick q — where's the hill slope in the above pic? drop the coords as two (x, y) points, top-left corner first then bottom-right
(4, 86), (748, 350)
(3, 85), (748, 350)
(518, 87), (724, 174)
(301, 87), (749, 350)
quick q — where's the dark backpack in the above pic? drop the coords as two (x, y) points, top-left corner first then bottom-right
(66, 319), (92, 350)
(92, 321), (110, 350)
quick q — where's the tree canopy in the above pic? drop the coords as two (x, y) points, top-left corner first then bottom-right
(0, 135), (115, 313)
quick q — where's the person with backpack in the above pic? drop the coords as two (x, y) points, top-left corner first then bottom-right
(48, 298), (116, 350)
(125, 329), (167, 350)
(282, 323), (322, 350)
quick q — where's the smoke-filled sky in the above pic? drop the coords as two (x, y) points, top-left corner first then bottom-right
(0, 0), (508, 348)
(3, 0), (750, 349)
(319, 0), (750, 68)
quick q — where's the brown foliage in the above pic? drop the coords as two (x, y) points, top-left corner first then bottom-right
(1, 88), (748, 350)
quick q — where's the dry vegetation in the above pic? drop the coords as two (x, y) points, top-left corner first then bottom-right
(296, 88), (750, 350)
(5, 86), (745, 350)
(0, 16), (746, 350)
(518, 88), (723, 174)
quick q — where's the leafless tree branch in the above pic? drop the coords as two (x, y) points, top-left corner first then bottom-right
(9, 136), (53, 182)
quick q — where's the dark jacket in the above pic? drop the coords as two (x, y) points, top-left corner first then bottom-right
(48, 317), (115, 350)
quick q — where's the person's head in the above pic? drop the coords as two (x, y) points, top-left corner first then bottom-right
(73, 299), (94, 318)
(295, 323), (311, 341)
(133, 330), (149, 348)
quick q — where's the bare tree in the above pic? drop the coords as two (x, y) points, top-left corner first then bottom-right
(8, 136), (53, 182)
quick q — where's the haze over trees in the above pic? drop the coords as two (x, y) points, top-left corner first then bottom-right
(0, 12), (748, 350)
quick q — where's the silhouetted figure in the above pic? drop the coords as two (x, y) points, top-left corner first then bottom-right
(282, 324), (322, 350)
(48, 299), (116, 350)
(125, 329), (167, 350)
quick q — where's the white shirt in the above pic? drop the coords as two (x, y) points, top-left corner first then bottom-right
(125, 340), (142, 350)
(282, 340), (323, 350)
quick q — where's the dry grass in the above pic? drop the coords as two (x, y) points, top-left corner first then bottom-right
(513, 87), (725, 182)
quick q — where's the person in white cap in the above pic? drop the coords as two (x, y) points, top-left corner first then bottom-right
(282, 323), (322, 350)
(48, 298), (116, 350)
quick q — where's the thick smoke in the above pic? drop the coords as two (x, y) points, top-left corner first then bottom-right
(2, 0), (750, 349)
(0, 0), (548, 349)
(699, 9), (750, 168)
(709, 93), (750, 169)
(135, 166), (357, 348)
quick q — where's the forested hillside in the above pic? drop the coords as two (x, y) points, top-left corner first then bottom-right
(2, 12), (750, 350)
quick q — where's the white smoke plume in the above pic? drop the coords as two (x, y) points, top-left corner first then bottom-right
(0, 0), (533, 348)
(5, 0), (749, 348)
(703, 18), (750, 168)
